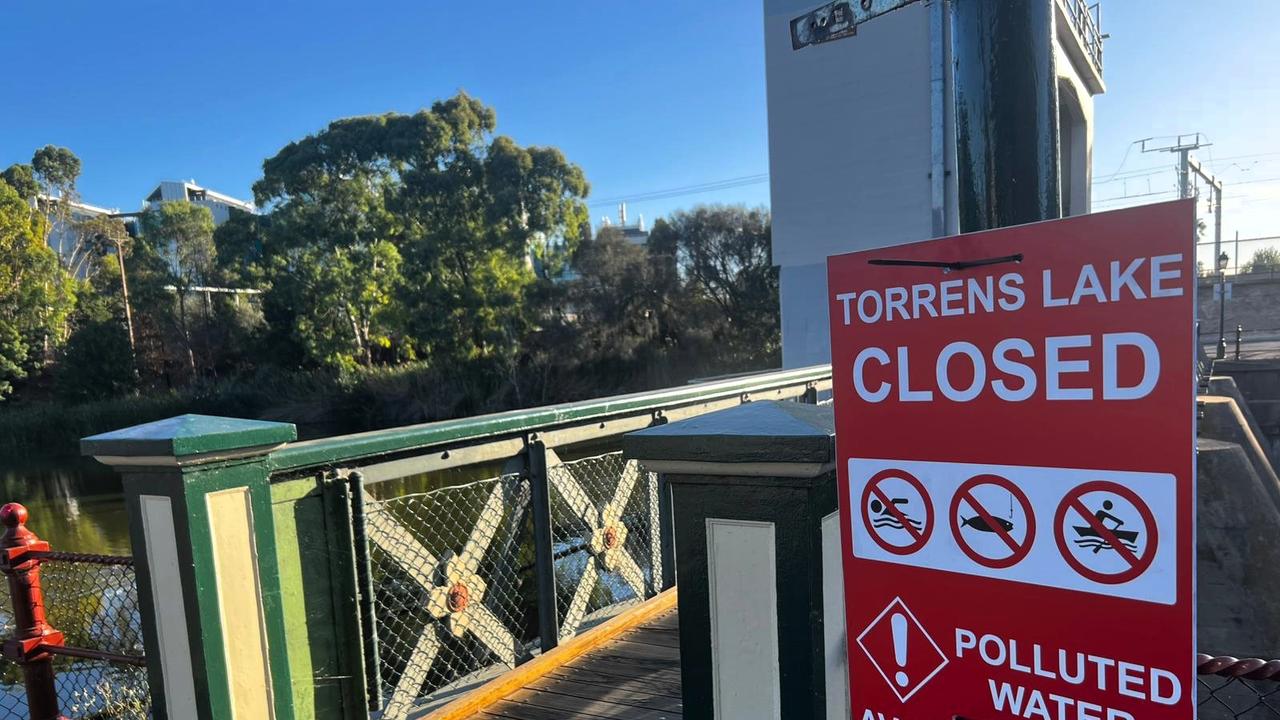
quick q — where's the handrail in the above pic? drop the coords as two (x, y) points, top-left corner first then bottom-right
(269, 364), (833, 473)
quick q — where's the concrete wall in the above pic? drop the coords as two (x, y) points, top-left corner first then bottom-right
(765, 1), (938, 368)
(1197, 438), (1280, 657)
(1199, 273), (1280, 339)
(766, 0), (1103, 368)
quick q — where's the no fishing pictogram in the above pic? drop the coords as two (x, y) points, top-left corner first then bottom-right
(861, 468), (934, 555)
(1054, 480), (1159, 585)
(948, 473), (1035, 569)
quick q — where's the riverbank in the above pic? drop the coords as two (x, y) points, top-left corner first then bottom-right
(0, 362), (503, 458)
(0, 354), (731, 459)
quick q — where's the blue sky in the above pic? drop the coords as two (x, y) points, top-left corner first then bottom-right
(1, 1), (1276, 266)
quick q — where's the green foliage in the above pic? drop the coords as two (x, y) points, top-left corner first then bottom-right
(0, 163), (38, 201)
(139, 201), (216, 287)
(251, 92), (590, 369)
(3, 102), (783, 461)
(0, 183), (76, 400)
(31, 145), (81, 196)
(55, 320), (137, 402)
(290, 240), (404, 370)
(1242, 246), (1280, 274)
(212, 208), (267, 285)
(648, 205), (779, 366)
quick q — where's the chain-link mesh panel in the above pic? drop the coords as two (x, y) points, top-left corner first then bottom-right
(0, 554), (148, 719)
(548, 453), (661, 641)
(39, 557), (145, 661)
(366, 475), (533, 719)
(1200, 673), (1280, 720)
(56, 658), (149, 719)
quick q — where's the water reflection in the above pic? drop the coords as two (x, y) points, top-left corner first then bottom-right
(1, 438), (624, 556)
(0, 459), (131, 554)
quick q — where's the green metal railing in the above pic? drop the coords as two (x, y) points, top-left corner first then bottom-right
(269, 364), (833, 480)
(265, 364), (833, 718)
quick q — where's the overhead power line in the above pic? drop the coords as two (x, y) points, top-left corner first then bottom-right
(589, 174), (769, 208)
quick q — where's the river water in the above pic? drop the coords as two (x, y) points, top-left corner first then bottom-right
(0, 457), (133, 555)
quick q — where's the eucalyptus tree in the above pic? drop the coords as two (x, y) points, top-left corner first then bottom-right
(252, 91), (590, 370)
(0, 182), (75, 399)
(647, 205), (780, 368)
(138, 201), (216, 375)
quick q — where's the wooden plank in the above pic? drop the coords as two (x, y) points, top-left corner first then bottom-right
(546, 667), (682, 699)
(425, 589), (677, 720)
(526, 676), (683, 712)
(574, 651), (680, 676)
(562, 655), (684, 686)
(503, 687), (678, 719)
(603, 639), (681, 662)
(639, 613), (679, 631)
(479, 698), (609, 720)
(618, 627), (681, 649)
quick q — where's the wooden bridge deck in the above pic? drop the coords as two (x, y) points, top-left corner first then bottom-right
(463, 609), (683, 720)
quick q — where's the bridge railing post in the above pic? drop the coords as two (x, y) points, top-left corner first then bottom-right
(527, 438), (561, 653)
(82, 415), (298, 720)
(625, 400), (841, 720)
(0, 504), (64, 720)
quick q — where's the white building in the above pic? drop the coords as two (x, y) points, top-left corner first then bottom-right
(39, 196), (122, 276)
(600, 202), (648, 245)
(765, 0), (1105, 368)
(143, 180), (255, 224)
(40, 180), (255, 276)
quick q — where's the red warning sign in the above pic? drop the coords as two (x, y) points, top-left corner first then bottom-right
(1054, 480), (1159, 585)
(949, 474), (1035, 569)
(860, 468), (933, 555)
(856, 597), (949, 703)
(828, 201), (1197, 720)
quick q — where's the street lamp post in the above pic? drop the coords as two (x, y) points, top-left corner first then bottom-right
(1217, 251), (1229, 360)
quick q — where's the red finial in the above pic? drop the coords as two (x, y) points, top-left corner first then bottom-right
(0, 503), (28, 529)
(0, 503), (40, 550)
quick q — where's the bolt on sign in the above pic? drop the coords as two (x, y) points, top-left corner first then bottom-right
(827, 200), (1196, 720)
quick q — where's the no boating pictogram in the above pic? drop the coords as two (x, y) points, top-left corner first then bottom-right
(1054, 480), (1158, 585)
(861, 468), (934, 555)
(948, 473), (1035, 569)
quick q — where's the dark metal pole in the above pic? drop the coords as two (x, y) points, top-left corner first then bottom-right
(1235, 324), (1243, 360)
(0, 504), (65, 720)
(1217, 271), (1227, 359)
(527, 439), (560, 653)
(953, 0), (1061, 232)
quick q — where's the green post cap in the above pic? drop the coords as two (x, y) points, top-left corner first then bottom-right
(81, 414), (297, 462)
(624, 400), (834, 466)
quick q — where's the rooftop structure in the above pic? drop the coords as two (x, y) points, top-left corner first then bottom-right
(600, 202), (648, 245)
(144, 180), (255, 224)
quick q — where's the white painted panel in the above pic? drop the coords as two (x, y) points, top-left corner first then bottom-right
(781, 262), (832, 368)
(822, 511), (851, 720)
(706, 519), (779, 720)
(765, 1), (934, 269)
(140, 495), (198, 716)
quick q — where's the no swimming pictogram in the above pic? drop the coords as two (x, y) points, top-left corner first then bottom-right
(861, 468), (934, 555)
(1054, 480), (1159, 585)
(948, 474), (1035, 569)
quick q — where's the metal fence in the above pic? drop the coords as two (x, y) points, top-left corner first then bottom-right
(0, 508), (148, 720)
(366, 475), (533, 718)
(547, 454), (661, 642)
(361, 452), (664, 718)
(1060, 0), (1104, 73)
(263, 365), (831, 717)
(1200, 656), (1280, 720)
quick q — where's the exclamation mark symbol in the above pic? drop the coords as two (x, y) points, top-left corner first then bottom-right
(891, 612), (909, 687)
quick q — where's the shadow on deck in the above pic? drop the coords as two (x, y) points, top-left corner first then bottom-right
(424, 591), (683, 720)
(469, 610), (682, 720)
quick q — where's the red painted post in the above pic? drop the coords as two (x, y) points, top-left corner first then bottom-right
(0, 504), (65, 720)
